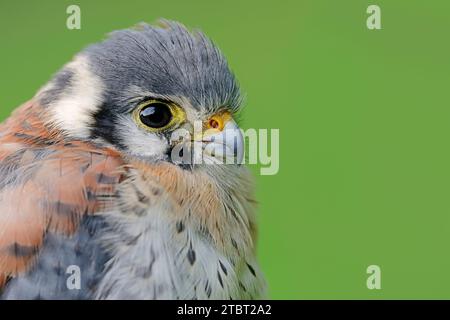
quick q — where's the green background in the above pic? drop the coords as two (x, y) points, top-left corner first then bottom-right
(1, 0), (450, 299)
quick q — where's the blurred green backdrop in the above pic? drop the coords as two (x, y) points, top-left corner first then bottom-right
(1, 0), (450, 299)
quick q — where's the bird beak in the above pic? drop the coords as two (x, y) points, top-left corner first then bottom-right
(196, 111), (244, 164)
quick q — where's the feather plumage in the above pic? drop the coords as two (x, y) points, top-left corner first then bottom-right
(0, 100), (124, 290)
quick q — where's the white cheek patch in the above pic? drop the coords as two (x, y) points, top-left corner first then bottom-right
(117, 115), (168, 161)
(43, 55), (105, 138)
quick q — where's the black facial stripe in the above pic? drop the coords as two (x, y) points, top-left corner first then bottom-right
(39, 69), (74, 107)
(90, 104), (127, 149)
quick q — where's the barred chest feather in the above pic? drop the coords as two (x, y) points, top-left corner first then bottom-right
(0, 160), (265, 300)
(94, 162), (266, 299)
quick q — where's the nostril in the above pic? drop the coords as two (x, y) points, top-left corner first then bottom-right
(209, 118), (220, 129)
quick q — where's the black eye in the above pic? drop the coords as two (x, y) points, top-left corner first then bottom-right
(139, 103), (173, 129)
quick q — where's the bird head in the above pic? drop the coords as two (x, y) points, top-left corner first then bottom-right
(37, 20), (244, 169)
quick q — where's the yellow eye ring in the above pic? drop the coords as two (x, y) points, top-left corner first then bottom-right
(133, 100), (186, 132)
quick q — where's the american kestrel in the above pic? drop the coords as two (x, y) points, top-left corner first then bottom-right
(0, 20), (266, 299)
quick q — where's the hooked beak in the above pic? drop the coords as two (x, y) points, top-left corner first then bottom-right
(197, 111), (244, 164)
